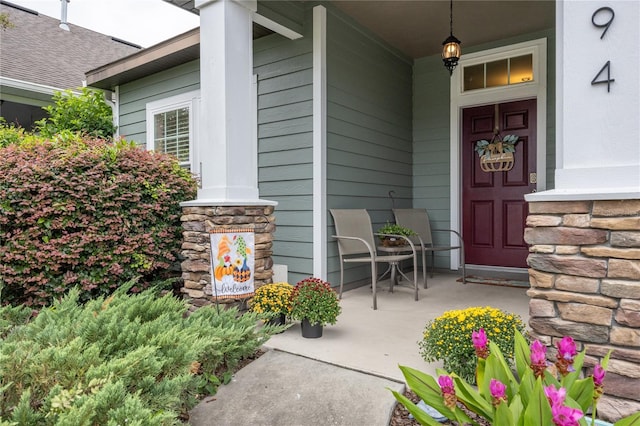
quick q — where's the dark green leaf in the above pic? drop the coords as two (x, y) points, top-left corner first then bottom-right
(523, 377), (552, 426)
(562, 351), (586, 391)
(495, 401), (514, 425)
(452, 374), (493, 419)
(399, 366), (457, 422)
(518, 369), (535, 407)
(509, 394), (524, 424)
(566, 377), (594, 413)
(514, 330), (530, 381)
(614, 411), (640, 425)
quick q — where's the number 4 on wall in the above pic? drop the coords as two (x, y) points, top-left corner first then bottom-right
(591, 60), (615, 92)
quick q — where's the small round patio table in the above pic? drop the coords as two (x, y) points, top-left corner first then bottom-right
(376, 244), (413, 292)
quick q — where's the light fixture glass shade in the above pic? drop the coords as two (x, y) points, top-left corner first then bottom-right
(442, 34), (461, 75)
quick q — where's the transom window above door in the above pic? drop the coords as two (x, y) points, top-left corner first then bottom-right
(146, 90), (200, 171)
(463, 54), (533, 92)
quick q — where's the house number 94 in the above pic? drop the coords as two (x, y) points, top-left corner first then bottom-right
(591, 7), (615, 92)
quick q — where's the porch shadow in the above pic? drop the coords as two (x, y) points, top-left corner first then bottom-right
(264, 272), (530, 383)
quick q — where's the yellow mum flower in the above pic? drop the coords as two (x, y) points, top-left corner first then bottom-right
(419, 306), (525, 385)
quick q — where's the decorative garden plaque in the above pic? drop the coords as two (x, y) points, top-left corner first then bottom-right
(209, 228), (254, 300)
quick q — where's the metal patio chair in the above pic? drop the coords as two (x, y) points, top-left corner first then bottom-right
(393, 208), (466, 288)
(330, 209), (418, 310)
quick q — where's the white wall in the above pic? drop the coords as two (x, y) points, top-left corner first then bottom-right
(531, 0), (639, 200)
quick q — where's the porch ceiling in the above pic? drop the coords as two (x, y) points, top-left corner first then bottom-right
(164, 0), (554, 59)
(331, 1), (555, 58)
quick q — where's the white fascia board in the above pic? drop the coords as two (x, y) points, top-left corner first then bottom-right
(0, 76), (77, 97)
(253, 13), (303, 40)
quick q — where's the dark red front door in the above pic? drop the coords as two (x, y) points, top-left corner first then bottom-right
(462, 99), (537, 268)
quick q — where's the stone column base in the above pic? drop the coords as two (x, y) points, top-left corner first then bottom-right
(525, 199), (640, 421)
(180, 205), (275, 311)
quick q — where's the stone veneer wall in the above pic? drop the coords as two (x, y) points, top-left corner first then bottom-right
(179, 205), (275, 311)
(525, 199), (640, 421)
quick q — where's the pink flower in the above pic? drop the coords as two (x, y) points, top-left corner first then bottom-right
(530, 340), (547, 377)
(545, 385), (583, 425)
(472, 328), (487, 348)
(544, 385), (566, 407)
(489, 379), (507, 406)
(531, 340), (547, 364)
(556, 336), (577, 375)
(593, 364), (606, 387)
(438, 375), (457, 410)
(593, 364), (606, 399)
(551, 403), (583, 426)
(472, 328), (489, 359)
(438, 375), (455, 395)
(557, 336), (577, 361)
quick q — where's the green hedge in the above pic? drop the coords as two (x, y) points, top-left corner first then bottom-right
(0, 136), (197, 306)
(0, 285), (280, 424)
(35, 88), (117, 140)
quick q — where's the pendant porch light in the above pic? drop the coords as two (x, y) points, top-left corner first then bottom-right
(442, 0), (461, 75)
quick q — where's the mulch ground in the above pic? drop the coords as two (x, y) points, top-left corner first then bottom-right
(389, 389), (491, 426)
(389, 390), (423, 426)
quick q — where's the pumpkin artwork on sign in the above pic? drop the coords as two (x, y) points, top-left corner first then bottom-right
(214, 235), (234, 280)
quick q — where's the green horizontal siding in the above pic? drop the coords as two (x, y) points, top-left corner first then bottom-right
(259, 100), (312, 123)
(118, 60), (200, 145)
(274, 242), (313, 259)
(259, 85), (312, 109)
(256, 1), (305, 37)
(259, 116), (312, 139)
(259, 132), (312, 152)
(259, 149), (313, 169)
(254, 6), (314, 281)
(325, 5), (413, 287)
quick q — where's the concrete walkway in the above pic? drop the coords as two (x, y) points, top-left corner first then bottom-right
(267, 273), (530, 382)
(189, 350), (404, 426)
(189, 272), (530, 425)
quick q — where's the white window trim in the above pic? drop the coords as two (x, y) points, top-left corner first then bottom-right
(449, 38), (547, 270)
(457, 45), (540, 95)
(146, 90), (200, 171)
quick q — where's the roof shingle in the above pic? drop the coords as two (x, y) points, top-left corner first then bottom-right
(0, 1), (141, 90)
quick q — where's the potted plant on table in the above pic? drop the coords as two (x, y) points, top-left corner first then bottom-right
(250, 282), (293, 327)
(290, 277), (341, 338)
(377, 222), (416, 247)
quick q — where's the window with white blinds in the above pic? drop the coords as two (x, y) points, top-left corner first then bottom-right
(153, 107), (190, 166)
(146, 91), (199, 171)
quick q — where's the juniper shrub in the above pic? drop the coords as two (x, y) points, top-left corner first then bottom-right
(0, 285), (277, 423)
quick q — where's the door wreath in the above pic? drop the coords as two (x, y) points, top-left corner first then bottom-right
(474, 134), (519, 172)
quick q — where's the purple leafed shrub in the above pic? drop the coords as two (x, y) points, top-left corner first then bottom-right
(0, 138), (197, 306)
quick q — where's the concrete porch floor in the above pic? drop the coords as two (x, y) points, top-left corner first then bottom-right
(264, 272), (530, 383)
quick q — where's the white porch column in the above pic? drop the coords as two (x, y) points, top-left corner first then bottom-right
(188, 0), (270, 205)
(529, 0), (639, 201)
(524, 3), (640, 420)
